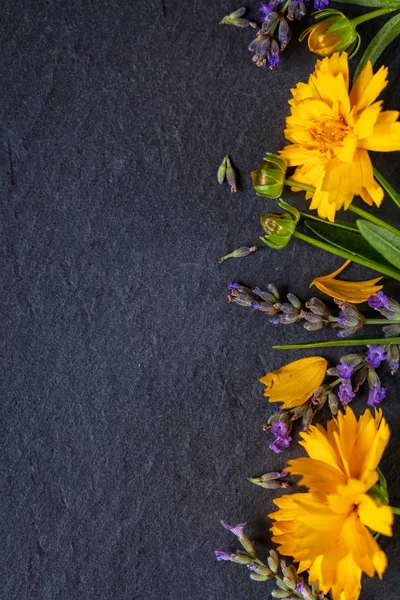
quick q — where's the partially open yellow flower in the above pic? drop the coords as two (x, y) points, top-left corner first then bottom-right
(311, 259), (383, 303)
(270, 407), (393, 600)
(260, 356), (327, 409)
(279, 52), (400, 221)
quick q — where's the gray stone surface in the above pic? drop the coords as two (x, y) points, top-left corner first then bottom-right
(1, 1), (400, 599)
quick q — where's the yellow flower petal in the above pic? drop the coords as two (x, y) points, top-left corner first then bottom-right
(311, 260), (383, 303)
(260, 356), (327, 409)
(358, 494), (393, 537)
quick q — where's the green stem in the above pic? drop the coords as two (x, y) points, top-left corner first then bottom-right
(273, 337), (400, 350)
(348, 204), (400, 236)
(364, 319), (400, 325)
(284, 179), (315, 194)
(284, 178), (400, 236)
(391, 506), (400, 515)
(351, 7), (395, 27)
(373, 167), (400, 209)
(293, 231), (400, 281)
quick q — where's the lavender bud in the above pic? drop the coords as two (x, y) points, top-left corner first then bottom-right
(225, 155), (238, 193)
(267, 284), (280, 300)
(367, 368), (380, 389)
(383, 324), (400, 337)
(253, 287), (275, 303)
(327, 367), (339, 376)
(301, 406), (314, 430)
(287, 293), (301, 309)
(337, 326), (359, 338)
(387, 344), (400, 374)
(352, 366), (367, 393)
(281, 303), (299, 315)
(271, 590), (292, 598)
(304, 321), (326, 331)
(340, 353), (364, 367)
(261, 11), (278, 32)
(230, 293), (254, 307)
(267, 549), (279, 573)
(278, 18), (291, 50)
(306, 297), (329, 316)
(250, 572), (270, 582)
(303, 312), (325, 323)
(328, 392), (338, 416)
(219, 246), (257, 263)
(230, 552), (256, 564)
(249, 563), (273, 577)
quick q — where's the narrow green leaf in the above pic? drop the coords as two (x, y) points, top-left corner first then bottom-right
(305, 220), (396, 269)
(357, 219), (400, 269)
(373, 167), (400, 209)
(335, 0), (400, 7)
(299, 211), (359, 232)
(273, 337), (400, 350)
(353, 12), (400, 83)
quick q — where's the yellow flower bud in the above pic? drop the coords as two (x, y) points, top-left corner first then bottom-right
(300, 10), (360, 58)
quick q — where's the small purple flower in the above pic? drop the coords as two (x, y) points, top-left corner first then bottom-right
(251, 300), (260, 310)
(338, 383), (355, 406)
(338, 315), (346, 325)
(220, 520), (247, 539)
(297, 582), (307, 594)
(269, 436), (292, 453)
(337, 362), (353, 380)
(367, 385), (386, 407)
(260, 1), (277, 18)
(228, 281), (240, 291)
(269, 316), (280, 325)
(270, 421), (288, 437)
(214, 549), (232, 561)
(313, 0), (329, 9)
(366, 346), (387, 369)
(368, 291), (389, 309)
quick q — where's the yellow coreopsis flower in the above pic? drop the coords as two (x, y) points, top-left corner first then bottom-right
(279, 52), (400, 222)
(270, 407), (393, 600)
(311, 259), (383, 303)
(260, 356), (327, 409)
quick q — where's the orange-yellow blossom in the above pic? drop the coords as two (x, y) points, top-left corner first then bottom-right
(279, 52), (400, 222)
(270, 407), (393, 600)
(311, 259), (383, 303)
(260, 356), (328, 409)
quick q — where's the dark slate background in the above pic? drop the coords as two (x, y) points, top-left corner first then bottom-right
(2, 1), (400, 599)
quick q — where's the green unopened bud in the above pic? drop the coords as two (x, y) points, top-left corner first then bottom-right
(280, 561), (298, 589)
(250, 564), (273, 577)
(230, 552), (256, 564)
(248, 471), (288, 489)
(219, 7), (257, 28)
(239, 535), (256, 556)
(251, 152), (287, 199)
(367, 367), (380, 388)
(226, 155), (238, 193)
(217, 155), (227, 184)
(259, 201), (299, 250)
(250, 572), (270, 581)
(267, 549), (279, 573)
(219, 245), (257, 263)
(271, 590), (292, 599)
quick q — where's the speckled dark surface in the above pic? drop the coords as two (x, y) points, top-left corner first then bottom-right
(2, 1), (400, 599)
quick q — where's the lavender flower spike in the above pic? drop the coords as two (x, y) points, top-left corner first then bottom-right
(214, 549), (232, 561)
(313, 0), (329, 9)
(368, 291), (389, 309)
(220, 520), (247, 539)
(368, 386), (386, 407)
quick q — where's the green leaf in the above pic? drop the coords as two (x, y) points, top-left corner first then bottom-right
(357, 219), (400, 269)
(353, 12), (400, 83)
(305, 220), (396, 269)
(335, 0), (400, 7)
(373, 167), (400, 209)
(273, 336), (400, 350)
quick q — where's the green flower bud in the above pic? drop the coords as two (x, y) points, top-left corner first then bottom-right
(251, 153), (287, 199)
(267, 549), (279, 573)
(259, 202), (300, 250)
